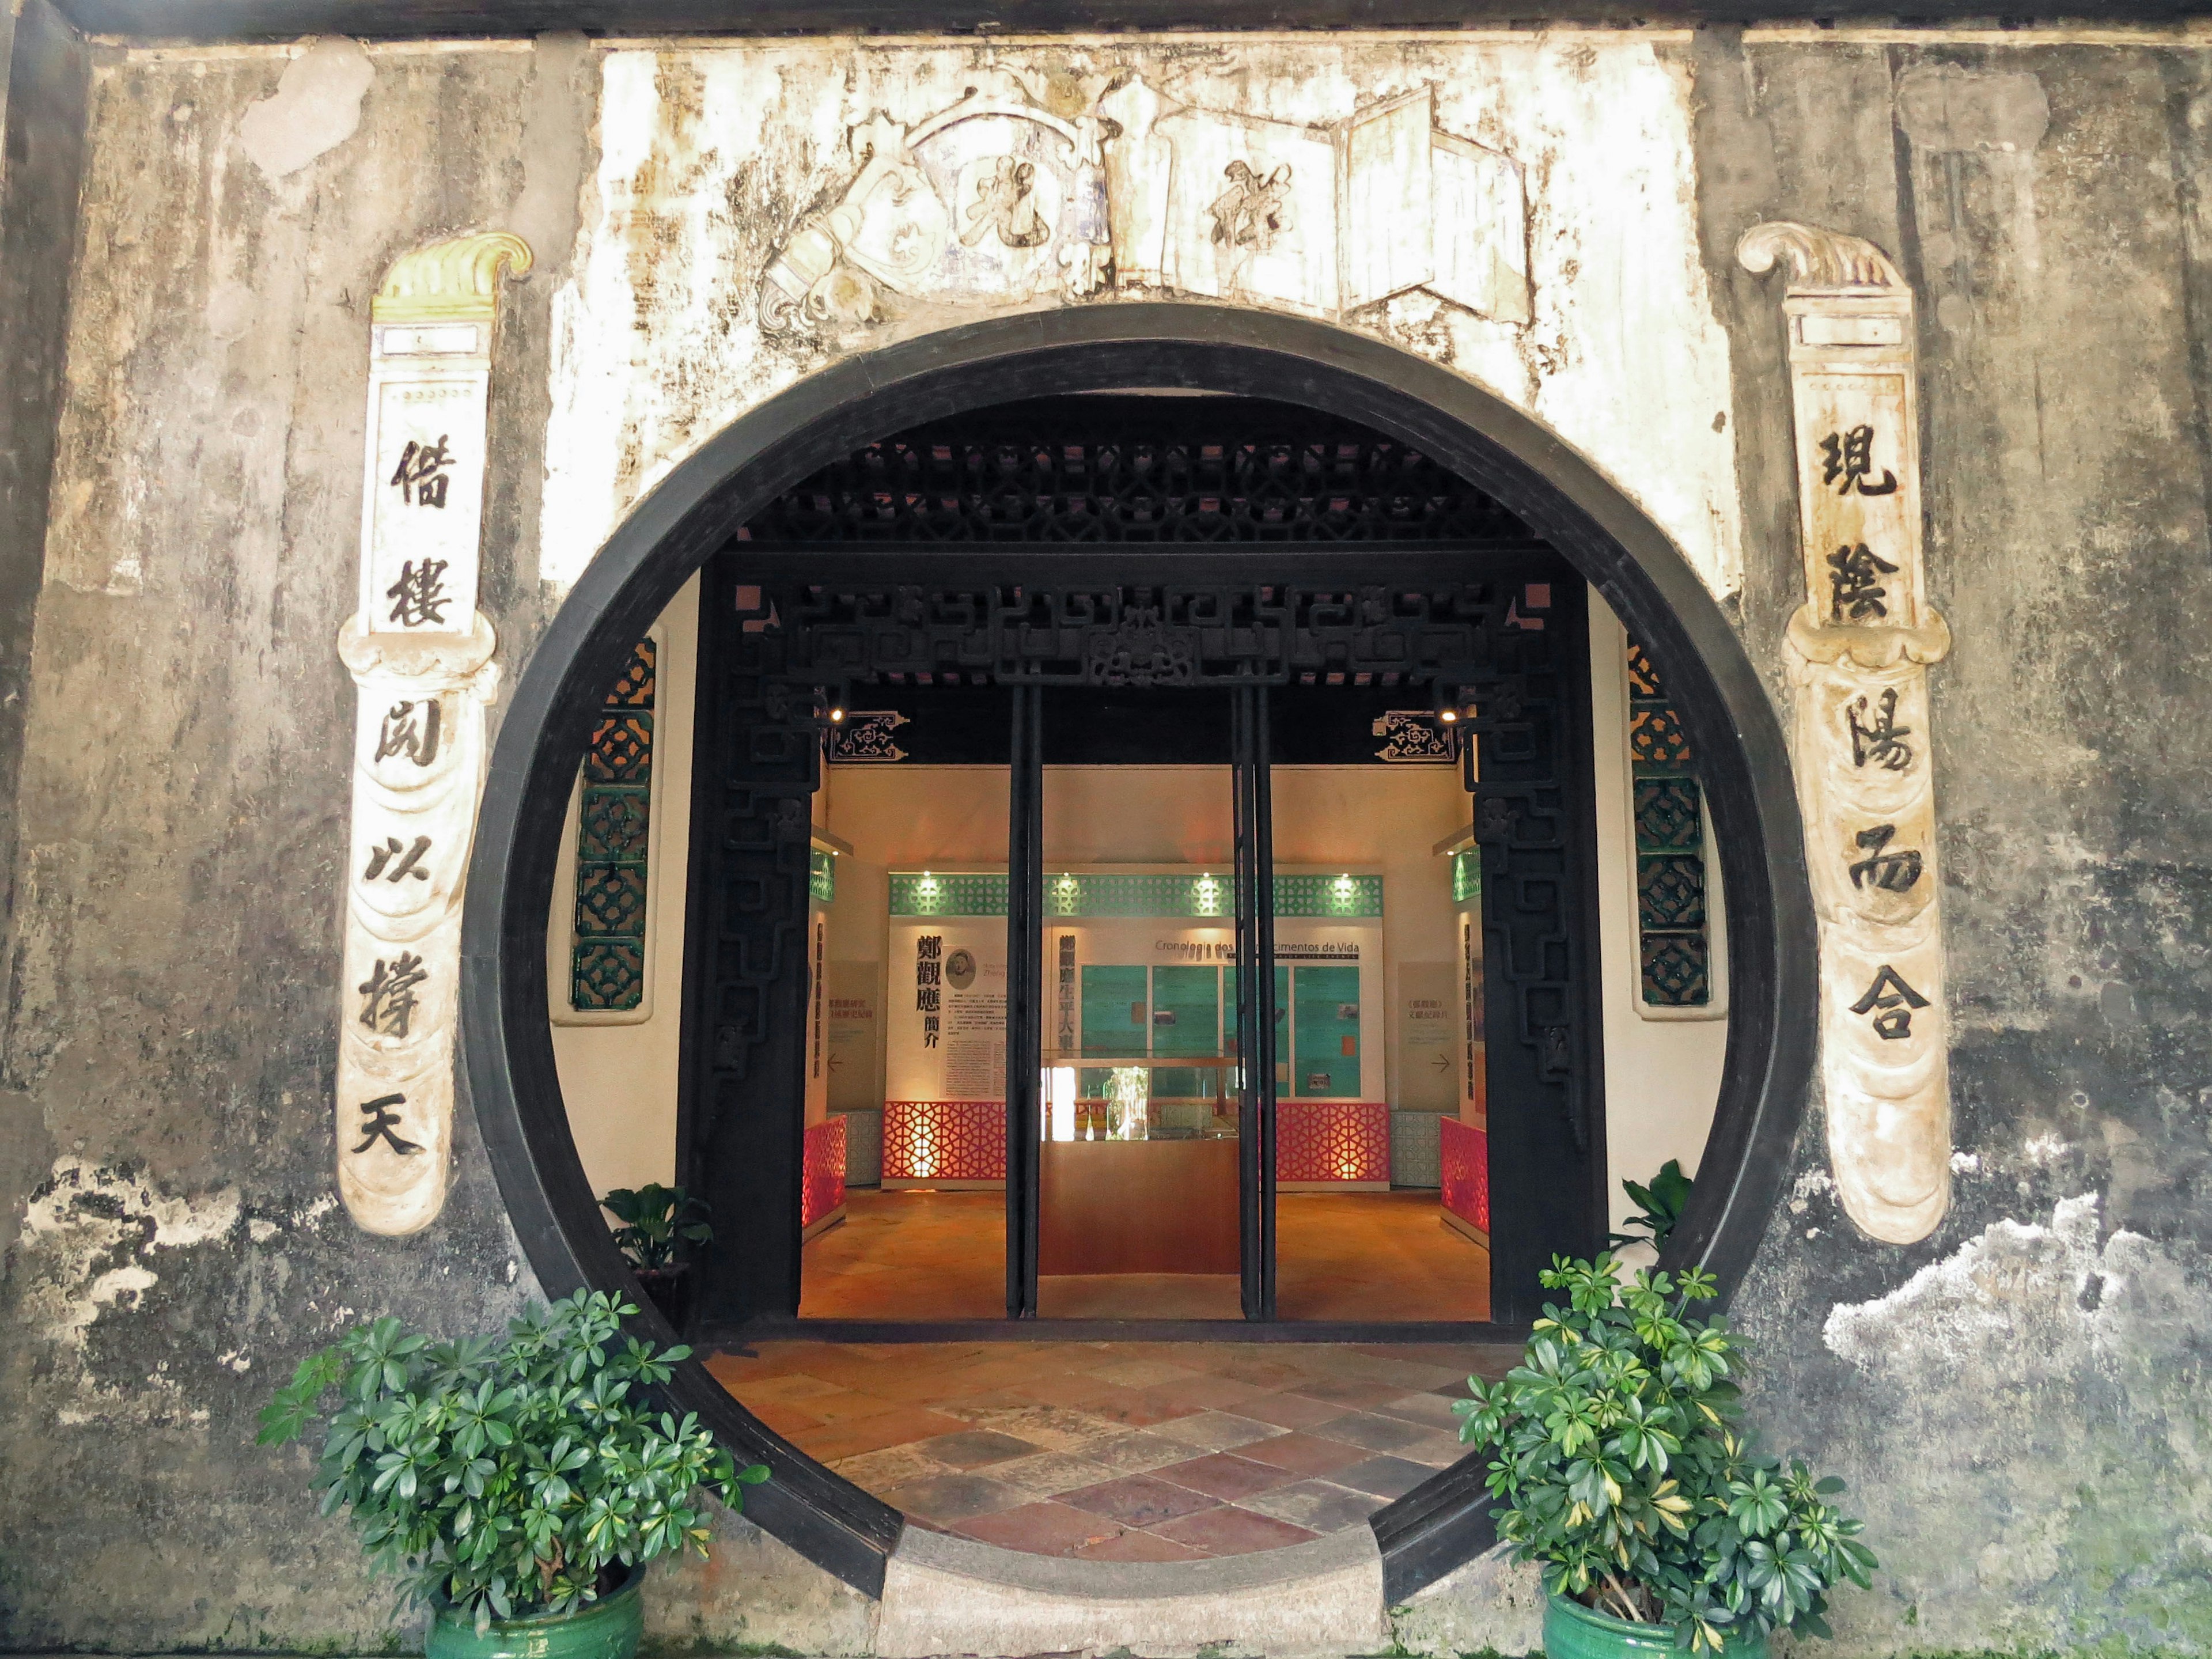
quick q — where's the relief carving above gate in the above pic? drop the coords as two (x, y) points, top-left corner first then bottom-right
(1741, 220), (1953, 1247)
(759, 70), (1531, 335)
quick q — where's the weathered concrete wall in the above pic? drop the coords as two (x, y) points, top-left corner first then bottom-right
(0, 24), (2207, 1657)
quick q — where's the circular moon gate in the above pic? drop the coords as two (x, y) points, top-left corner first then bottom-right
(462, 303), (1816, 1600)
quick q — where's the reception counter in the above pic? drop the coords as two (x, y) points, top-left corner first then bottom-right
(1038, 1137), (1240, 1275)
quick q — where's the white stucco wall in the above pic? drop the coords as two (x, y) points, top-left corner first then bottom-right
(536, 36), (1743, 603)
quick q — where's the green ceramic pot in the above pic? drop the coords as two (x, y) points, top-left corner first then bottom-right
(425, 1564), (646, 1659)
(1543, 1592), (1768, 1659)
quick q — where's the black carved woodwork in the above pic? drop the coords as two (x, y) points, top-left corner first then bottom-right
(738, 398), (1533, 546)
(680, 568), (823, 1327)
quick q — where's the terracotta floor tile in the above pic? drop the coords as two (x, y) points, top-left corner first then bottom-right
(1237, 1479), (1387, 1533)
(1312, 1411), (1436, 1455)
(1372, 1391), (1472, 1432)
(1084, 1357), (1208, 1388)
(954, 1501), (1124, 1556)
(828, 1443), (960, 1490)
(1075, 1382), (1208, 1428)
(1153, 1452), (1297, 1503)
(1233, 1391), (1354, 1431)
(787, 1404), (971, 1462)
(1073, 1527), (1210, 1562)
(1146, 1411), (1281, 1453)
(1059, 1473), (1219, 1527)
(1136, 1374), (1271, 1413)
(1236, 1429), (1373, 1478)
(940, 1403), (1124, 1452)
(1212, 1358), (1324, 1390)
(984, 1450), (1125, 1500)
(912, 1428), (1041, 1469)
(1395, 1430), (1476, 1469)
(1078, 1431), (1202, 1478)
(1291, 1375), (1415, 1410)
(1328, 1454), (1435, 1501)
(876, 1471), (1029, 1525)
(1006, 1372), (1128, 1410)
(1149, 1506), (1321, 1556)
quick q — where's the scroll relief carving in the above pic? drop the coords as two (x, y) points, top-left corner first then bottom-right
(760, 71), (1532, 335)
(1740, 222), (1952, 1245)
(336, 231), (532, 1236)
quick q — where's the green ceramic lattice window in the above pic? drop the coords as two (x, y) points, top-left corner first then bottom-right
(1627, 637), (1711, 1007)
(570, 639), (655, 1012)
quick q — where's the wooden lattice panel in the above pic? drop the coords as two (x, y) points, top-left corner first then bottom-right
(1275, 1100), (1391, 1184)
(882, 1100), (1006, 1183)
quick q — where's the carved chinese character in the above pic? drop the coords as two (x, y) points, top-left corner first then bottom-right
(1848, 824), (1925, 893)
(1827, 543), (1899, 623)
(961, 157), (1050, 249)
(1818, 424), (1898, 497)
(1849, 965), (1930, 1040)
(374, 699), (441, 767)
(1846, 687), (1914, 771)
(359, 951), (429, 1039)
(389, 436), (454, 507)
(362, 834), (431, 883)
(353, 1093), (423, 1156)
(385, 558), (453, 628)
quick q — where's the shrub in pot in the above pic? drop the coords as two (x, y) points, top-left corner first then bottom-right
(1455, 1256), (1875, 1658)
(600, 1183), (713, 1331)
(258, 1289), (767, 1659)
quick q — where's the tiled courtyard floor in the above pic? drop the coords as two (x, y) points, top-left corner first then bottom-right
(707, 1339), (1516, 1561)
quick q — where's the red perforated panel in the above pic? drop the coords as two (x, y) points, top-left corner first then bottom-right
(1275, 1100), (1391, 1183)
(882, 1100), (1007, 1181)
(802, 1116), (847, 1231)
(1440, 1116), (1490, 1240)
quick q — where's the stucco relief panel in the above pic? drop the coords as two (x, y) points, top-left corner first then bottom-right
(539, 40), (1742, 600)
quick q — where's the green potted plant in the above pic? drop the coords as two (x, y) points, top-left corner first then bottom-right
(600, 1183), (713, 1331)
(1455, 1256), (1874, 1658)
(258, 1289), (767, 1659)
(1610, 1159), (1695, 1252)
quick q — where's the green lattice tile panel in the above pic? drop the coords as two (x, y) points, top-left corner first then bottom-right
(810, 847), (836, 904)
(571, 638), (655, 1012)
(1626, 635), (1710, 1008)
(1452, 850), (1480, 905)
(890, 871), (1010, 916)
(891, 870), (1383, 919)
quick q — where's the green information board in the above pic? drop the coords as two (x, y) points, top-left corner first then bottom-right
(1292, 964), (1362, 1097)
(1080, 965), (1149, 1057)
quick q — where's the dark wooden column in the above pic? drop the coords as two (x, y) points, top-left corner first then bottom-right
(1234, 685), (1278, 1321)
(1004, 683), (1044, 1317)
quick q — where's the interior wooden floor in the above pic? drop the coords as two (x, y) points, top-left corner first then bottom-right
(798, 1188), (1490, 1322)
(708, 1337), (1516, 1559)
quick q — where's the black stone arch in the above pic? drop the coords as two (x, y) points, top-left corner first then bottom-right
(462, 302), (1817, 1601)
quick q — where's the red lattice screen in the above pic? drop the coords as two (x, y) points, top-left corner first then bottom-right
(802, 1116), (846, 1232)
(1275, 1100), (1391, 1184)
(882, 1100), (1006, 1183)
(1440, 1116), (1490, 1244)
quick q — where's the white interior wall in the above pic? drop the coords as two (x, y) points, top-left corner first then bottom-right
(549, 574), (699, 1200)
(1586, 588), (1729, 1236)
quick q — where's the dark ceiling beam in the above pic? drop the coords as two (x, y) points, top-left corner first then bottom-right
(48, 0), (2205, 42)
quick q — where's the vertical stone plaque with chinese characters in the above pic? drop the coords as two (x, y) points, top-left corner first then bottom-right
(1740, 222), (1953, 1245)
(336, 233), (531, 1236)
